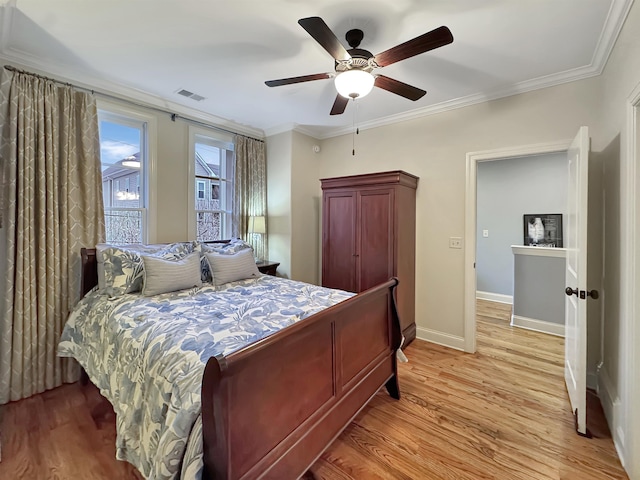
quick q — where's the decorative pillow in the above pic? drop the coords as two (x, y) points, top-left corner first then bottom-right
(141, 252), (202, 296)
(205, 248), (261, 286)
(96, 243), (165, 290)
(198, 238), (253, 283)
(102, 242), (196, 296)
(200, 238), (253, 255)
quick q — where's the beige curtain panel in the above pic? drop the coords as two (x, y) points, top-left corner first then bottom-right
(233, 135), (268, 260)
(0, 68), (105, 404)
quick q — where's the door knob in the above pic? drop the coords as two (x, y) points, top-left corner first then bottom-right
(566, 287), (600, 299)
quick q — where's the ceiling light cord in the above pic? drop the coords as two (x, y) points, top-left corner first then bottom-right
(352, 99), (360, 156)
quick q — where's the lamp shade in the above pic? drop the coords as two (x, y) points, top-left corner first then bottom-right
(334, 70), (375, 99)
(248, 215), (266, 234)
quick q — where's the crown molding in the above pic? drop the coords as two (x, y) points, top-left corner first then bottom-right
(318, 64), (603, 139)
(263, 123), (325, 140)
(591, 0), (634, 73)
(291, 124), (323, 139)
(310, 0), (634, 140)
(1, 0), (631, 142)
(263, 123), (297, 138)
(0, 46), (265, 140)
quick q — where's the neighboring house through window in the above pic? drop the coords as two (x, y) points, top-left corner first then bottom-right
(190, 128), (234, 241)
(99, 110), (148, 243)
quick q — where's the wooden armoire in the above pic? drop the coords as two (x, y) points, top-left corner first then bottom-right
(321, 170), (418, 345)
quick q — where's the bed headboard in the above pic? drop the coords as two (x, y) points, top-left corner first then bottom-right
(80, 240), (232, 297)
(80, 248), (98, 297)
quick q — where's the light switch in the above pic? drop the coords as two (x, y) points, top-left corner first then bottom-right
(483, 230), (489, 238)
(449, 237), (463, 249)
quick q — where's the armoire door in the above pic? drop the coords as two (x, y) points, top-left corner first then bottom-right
(322, 191), (357, 292)
(357, 189), (394, 292)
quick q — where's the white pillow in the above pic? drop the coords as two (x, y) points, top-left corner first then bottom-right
(205, 249), (261, 286)
(141, 252), (202, 296)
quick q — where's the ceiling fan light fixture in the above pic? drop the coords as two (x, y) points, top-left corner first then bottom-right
(334, 70), (374, 99)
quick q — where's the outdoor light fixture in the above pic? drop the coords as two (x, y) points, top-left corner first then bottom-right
(334, 70), (375, 99)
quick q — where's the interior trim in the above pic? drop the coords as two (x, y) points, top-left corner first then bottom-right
(621, 78), (640, 478)
(464, 139), (571, 353)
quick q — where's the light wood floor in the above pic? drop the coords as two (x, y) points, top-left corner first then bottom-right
(0, 300), (627, 479)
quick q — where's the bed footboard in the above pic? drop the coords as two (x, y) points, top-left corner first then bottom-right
(201, 278), (401, 480)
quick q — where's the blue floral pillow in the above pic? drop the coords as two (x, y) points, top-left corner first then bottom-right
(102, 242), (196, 297)
(198, 238), (253, 283)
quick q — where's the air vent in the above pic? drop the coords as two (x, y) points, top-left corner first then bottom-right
(175, 88), (206, 102)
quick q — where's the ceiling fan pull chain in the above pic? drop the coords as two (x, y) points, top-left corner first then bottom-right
(352, 98), (359, 155)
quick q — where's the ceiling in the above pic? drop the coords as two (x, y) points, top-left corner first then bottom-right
(0, 0), (633, 139)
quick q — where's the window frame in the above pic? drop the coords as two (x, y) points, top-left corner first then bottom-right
(187, 125), (234, 241)
(97, 100), (157, 243)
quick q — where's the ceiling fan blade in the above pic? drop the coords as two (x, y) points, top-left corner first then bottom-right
(265, 73), (331, 87)
(374, 75), (426, 101)
(373, 26), (453, 67)
(330, 94), (349, 115)
(298, 17), (351, 62)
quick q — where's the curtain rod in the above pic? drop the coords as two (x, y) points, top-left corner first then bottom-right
(3, 64), (264, 143)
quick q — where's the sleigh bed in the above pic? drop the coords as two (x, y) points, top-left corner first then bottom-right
(60, 245), (402, 480)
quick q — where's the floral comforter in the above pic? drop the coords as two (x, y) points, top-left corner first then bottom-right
(57, 275), (353, 479)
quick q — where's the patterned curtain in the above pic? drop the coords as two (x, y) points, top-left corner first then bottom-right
(232, 135), (268, 260)
(0, 69), (105, 404)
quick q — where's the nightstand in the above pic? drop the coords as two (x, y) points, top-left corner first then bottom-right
(256, 260), (279, 276)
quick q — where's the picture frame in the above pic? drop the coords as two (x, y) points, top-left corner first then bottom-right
(523, 214), (563, 248)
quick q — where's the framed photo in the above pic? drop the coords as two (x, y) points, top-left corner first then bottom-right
(523, 214), (563, 247)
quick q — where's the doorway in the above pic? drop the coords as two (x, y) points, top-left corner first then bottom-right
(463, 140), (572, 353)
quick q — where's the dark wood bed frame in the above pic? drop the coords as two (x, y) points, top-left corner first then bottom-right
(80, 246), (402, 480)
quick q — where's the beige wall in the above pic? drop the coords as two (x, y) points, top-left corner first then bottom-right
(316, 79), (601, 339)
(155, 114), (190, 242)
(290, 131), (321, 285)
(265, 130), (321, 284)
(266, 130), (293, 278)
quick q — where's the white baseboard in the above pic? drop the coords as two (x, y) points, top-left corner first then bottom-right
(416, 327), (466, 351)
(476, 291), (513, 304)
(598, 367), (626, 467)
(510, 314), (564, 337)
(586, 371), (598, 391)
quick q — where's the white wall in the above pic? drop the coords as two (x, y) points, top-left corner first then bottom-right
(594, 0), (640, 474)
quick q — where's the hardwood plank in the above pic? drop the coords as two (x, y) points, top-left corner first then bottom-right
(0, 300), (627, 479)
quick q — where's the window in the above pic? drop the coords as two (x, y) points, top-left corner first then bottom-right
(197, 181), (206, 200)
(99, 111), (148, 244)
(192, 132), (234, 241)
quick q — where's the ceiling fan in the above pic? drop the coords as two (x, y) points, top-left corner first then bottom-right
(265, 17), (453, 115)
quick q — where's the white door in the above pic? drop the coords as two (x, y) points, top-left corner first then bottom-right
(564, 126), (590, 435)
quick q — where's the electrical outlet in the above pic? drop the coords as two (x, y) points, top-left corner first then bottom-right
(483, 229), (489, 238)
(449, 237), (463, 249)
